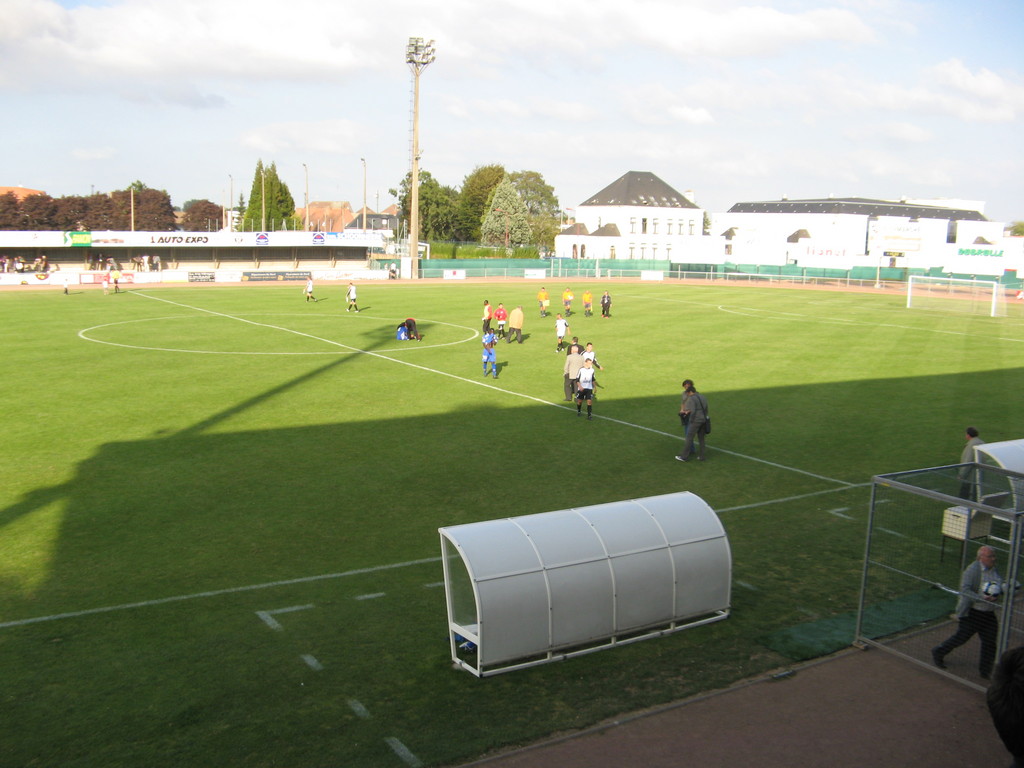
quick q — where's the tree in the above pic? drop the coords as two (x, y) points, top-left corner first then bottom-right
(509, 170), (560, 249)
(54, 196), (89, 230)
(480, 176), (531, 249)
(390, 169), (459, 241)
(242, 160), (299, 231)
(456, 164), (505, 242)
(182, 199), (224, 231)
(0, 192), (21, 230)
(1010, 221), (1024, 237)
(21, 193), (57, 230)
(109, 183), (176, 230)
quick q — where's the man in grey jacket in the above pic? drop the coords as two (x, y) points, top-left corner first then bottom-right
(932, 545), (1002, 678)
(676, 380), (709, 463)
(958, 426), (985, 500)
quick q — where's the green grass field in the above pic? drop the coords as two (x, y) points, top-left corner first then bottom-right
(2, 279), (1023, 767)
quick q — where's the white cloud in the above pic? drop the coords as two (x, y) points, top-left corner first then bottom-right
(240, 119), (362, 154)
(71, 146), (116, 160)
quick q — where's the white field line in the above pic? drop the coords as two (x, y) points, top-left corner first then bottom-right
(128, 291), (856, 488)
(0, 557), (440, 630)
(347, 699), (371, 719)
(617, 292), (1024, 343)
(301, 654), (324, 671)
(385, 737), (424, 768)
(0, 486), (870, 632)
(255, 604), (315, 631)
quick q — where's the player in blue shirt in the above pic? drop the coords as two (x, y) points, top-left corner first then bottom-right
(482, 329), (498, 378)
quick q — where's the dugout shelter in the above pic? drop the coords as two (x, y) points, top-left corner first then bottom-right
(439, 491), (731, 677)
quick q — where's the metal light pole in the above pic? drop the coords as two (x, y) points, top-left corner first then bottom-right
(361, 157), (367, 230)
(302, 163), (309, 232)
(260, 168), (266, 232)
(228, 174), (234, 231)
(406, 37), (436, 259)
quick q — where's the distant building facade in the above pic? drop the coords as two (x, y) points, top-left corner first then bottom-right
(712, 197), (1017, 274)
(554, 171), (709, 261)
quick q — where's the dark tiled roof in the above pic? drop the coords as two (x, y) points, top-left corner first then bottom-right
(727, 197), (987, 222)
(591, 223), (621, 237)
(559, 223), (590, 236)
(581, 171), (699, 209)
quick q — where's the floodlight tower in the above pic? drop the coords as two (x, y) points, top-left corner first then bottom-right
(405, 37), (435, 259)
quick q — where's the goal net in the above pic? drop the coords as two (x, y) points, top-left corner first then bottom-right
(906, 275), (1007, 317)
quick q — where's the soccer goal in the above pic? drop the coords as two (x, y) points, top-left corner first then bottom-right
(906, 275), (1007, 317)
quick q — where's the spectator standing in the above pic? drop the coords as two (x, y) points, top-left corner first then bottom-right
(933, 545), (1003, 679)
(564, 347), (584, 402)
(676, 381), (709, 462)
(600, 290), (612, 318)
(987, 646), (1024, 767)
(507, 305), (525, 344)
(958, 427), (985, 500)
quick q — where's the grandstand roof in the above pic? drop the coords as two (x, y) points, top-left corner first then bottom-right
(726, 197), (988, 221)
(581, 171), (700, 209)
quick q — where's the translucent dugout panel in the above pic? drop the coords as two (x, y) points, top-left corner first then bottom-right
(439, 491), (731, 676)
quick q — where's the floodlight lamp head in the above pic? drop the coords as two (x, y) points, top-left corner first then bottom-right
(406, 37), (436, 68)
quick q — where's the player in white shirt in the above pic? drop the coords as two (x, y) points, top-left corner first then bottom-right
(575, 358), (597, 420)
(554, 314), (569, 353)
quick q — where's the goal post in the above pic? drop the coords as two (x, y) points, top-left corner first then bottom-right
(906, 275), (1006, 317)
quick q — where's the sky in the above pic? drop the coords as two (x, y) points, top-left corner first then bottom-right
(2, 0), (1022, 223)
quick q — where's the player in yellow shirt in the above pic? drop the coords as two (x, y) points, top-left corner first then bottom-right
(562, 287), (574, 316)
(537, 287), (550, 318)
(581, 289), (593, 317)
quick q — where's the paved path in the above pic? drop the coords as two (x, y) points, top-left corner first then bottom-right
(456, 649), (1008, 768)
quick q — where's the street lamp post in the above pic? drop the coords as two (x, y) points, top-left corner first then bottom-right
(405, 37), (436, 260)
(260, 168), (266, 232)
(361, 158), (367, 231)
(302, 163), (309, 232)
(228, 174), (234, 231)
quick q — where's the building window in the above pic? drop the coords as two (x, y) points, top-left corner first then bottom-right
(666, 220), (673, 235)
(724, 244), (733, 256)
(629, 244), (635, 258)
(651, 244), (657, 258)
(641, 218), (648, 234)
(688, 219), (696, 235)
(630, 218), (637, 235)
(609, 245), (616, 259)
(652, 219), (658, 235)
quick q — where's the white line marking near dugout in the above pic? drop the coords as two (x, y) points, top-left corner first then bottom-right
(385, 737), (424, 768)
(301, 654), (324, 671)
(255, 604), (315, 631)
(127, 291), (857, 488)
(348, 699), (371, 719)
(354, 592), (385, 601)
(0, 557), (440, 630)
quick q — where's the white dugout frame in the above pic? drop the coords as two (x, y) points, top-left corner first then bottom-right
(439, 491), (731, 677)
